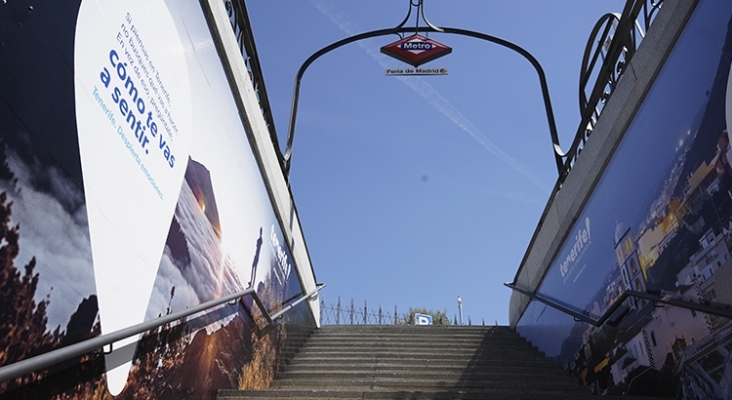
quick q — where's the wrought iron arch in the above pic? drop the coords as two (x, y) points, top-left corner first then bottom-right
(283, 0), (564, 178)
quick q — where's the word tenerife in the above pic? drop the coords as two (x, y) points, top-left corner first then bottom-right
(99, 49), (175, 168)
(559, 217), (591, 279)
(270, 225), (292, 281)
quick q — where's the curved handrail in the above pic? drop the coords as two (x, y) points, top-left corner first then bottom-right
(505, 282), (732, 327)
(0, 283), (325, 383)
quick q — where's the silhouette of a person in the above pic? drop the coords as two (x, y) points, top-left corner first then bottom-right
(247, 227), (263, 289)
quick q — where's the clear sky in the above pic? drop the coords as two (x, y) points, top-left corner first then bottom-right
(246, 0), (626, 325)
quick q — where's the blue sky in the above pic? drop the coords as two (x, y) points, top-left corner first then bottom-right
(246, 1), (626, 325)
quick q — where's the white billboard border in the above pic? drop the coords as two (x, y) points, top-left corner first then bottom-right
(198, 0), (320, 326)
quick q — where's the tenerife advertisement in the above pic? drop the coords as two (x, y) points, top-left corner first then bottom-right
(516, 0), (732, 397)
(0, 1), (311, 399)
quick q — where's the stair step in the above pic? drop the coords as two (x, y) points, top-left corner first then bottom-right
(218, 388), (666, 400)
(217, 325), (604, 399)
(287, 354), (555, 364)
(290, 349), (547, 356)
(277, 369), (571, 380)
(309, 333), (512, 340)
(271, 377), (582, 391)
(277, 364), (568, 375)
(301, 339), (535, 347)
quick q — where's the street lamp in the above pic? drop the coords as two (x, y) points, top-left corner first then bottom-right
(282, 0), (566, 179)
(458, 296), (463, 326)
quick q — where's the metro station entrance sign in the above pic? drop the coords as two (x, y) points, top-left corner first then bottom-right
(380, 34), (452, 67)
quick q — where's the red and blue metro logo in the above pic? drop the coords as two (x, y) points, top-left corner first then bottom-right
(380, 34), (452, 67)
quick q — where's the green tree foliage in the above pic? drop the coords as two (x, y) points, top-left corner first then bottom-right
(403, 308), (451, 325)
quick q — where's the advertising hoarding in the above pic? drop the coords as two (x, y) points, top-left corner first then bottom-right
(516, 0), (732, 396)
(0, 0), (313, 398)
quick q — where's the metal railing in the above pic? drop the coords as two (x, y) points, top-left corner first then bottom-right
(559, 0), (664, 183)
(224, 0), (283, 167)
(320, 298), (405, 325)
(318, 297), (482, 326)
(504, 282), (732, 327)
(0, 283), (325, 384)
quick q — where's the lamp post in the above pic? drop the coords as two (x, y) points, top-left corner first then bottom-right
(458, 296), (463, 326)
(282, 1), (565, 179)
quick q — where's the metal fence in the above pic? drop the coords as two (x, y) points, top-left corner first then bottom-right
(318, 297), (486, 326)
(319, 298), (402, 325)
(560, 0), (664, 184)
(224, 0), (282, 165)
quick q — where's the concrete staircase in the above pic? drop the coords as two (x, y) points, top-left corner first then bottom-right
(217, 325), (663, 399)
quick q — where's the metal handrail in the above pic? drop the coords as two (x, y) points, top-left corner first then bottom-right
(271, 283), (325, 321)
(0, 283), (325, 383)
(505, 282), (732, 327)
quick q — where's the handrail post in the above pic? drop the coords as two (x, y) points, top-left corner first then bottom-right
(319, 298), (324, 326)
(337, 296), (341, 325)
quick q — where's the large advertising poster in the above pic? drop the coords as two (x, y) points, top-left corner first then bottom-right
(0, 0), (312, 398)
(516, 0), (732, 397)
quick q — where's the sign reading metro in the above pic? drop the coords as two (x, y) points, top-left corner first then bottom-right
(380, 34), (452, 67)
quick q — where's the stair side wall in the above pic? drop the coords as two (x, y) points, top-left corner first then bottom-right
(511, 0), (732, 396)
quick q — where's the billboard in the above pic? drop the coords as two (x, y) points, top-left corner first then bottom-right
(0, 0), (313, 398)
(516, 0), (732, 396)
